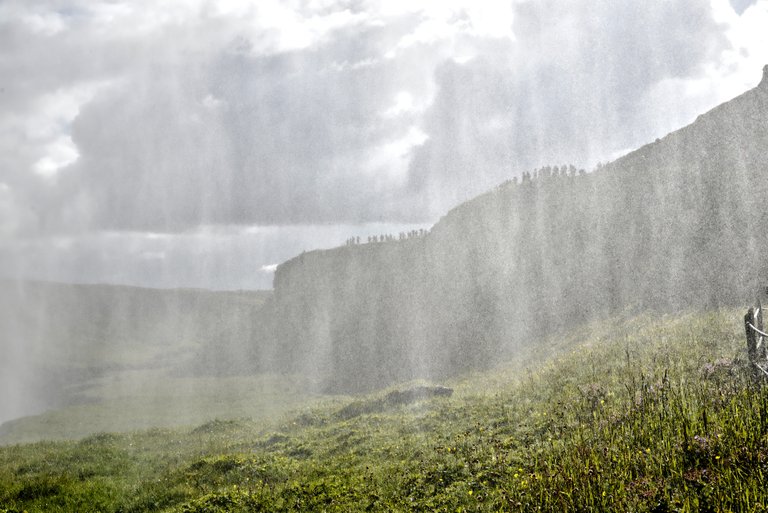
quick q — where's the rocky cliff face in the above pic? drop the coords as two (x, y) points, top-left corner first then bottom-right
(268, 72), (768, 393)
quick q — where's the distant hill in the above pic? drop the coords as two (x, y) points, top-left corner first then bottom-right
(0, 281), (270, 424)
(263, 66), (768, 392)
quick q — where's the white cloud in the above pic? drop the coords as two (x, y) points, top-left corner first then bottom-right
(260, 263), (278, 273)
(145, 232), (171, 240)
(82, 1), (202, 38)
(371, 0), (515, 60)
(206, 0), (256, 18)
(707, 0), (768, 97)
(1, 81), (112, 186)
(21, 11), (68, 36)
(33, 135), (80, 180)
(638, 0), (768, 137)
(382, 91), (418, 118)
(221, 1), (371, 55)
(202, 93), (225, 110)
(366, 126), (429, 187)
(463, 2), (515, 39)
(330, 57), (380, 71)
(24, 82), (107, 140)
(394, 17), (465, 52)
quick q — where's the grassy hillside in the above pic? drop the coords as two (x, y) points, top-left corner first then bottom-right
(2, 308), (766, 512)
(0, 372), (336, 446)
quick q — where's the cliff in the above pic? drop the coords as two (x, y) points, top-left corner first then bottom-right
(268, 70), (768, 392)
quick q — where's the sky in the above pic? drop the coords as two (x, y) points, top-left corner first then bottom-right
(0, 0), (767, 290)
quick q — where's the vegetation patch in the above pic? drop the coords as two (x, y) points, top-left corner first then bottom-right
(3, 309), (768, 511)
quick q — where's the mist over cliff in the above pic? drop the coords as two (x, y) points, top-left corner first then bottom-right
(260, 68), (768, 393)
(0, 282), (269, 424)
(3, 69), (766, 428)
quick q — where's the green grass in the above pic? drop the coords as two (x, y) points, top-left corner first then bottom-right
(2, 308), (767, 512)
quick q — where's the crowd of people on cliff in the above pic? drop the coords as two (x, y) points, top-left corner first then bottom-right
(344, 229), (428, 247)
(342, 165), (587, 249)
(496, 164), (588, 190)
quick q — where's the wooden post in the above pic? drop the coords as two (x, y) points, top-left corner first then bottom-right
(746, 307), (758, 364)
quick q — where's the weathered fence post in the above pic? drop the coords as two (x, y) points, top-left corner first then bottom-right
(746, 307), (758, 365)
(745, 306), (761, 381)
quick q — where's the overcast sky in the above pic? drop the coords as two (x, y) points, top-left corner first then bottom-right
(1, 0), (767, 290)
